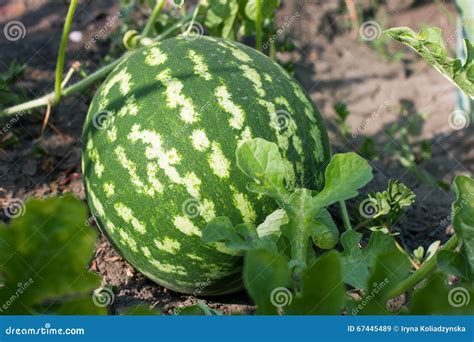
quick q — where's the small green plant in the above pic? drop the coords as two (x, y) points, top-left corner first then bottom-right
(384, 110), (438, 186)
(385, 110), (429, 165)
(357, 180), (415, 235)
(200, 138), (474, 315)
(357, 137), (378, 160)
(412, 240), (441, 269)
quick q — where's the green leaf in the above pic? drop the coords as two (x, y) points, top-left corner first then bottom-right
(243, 249), (291, 315)
(285, 251), (345, 315)
(425, 240), (440, 261)
(314, 153), (373, 209)
(204, 0), (233, 28)
(334, 102), (350, 121)
(452, 175), (474, 273)
(202, 217), (277, 253)
(409, 274), (474, 314)
(221, 0), (239, 39)
(385, 27), (474, 97)
(239, 18), (256, 37)
(413, 246), (424, 261)
(256, 208), (287, 238)
(201, 216), (234, 243)
(340, 231), (397, 289)
(437, 250), (473, 280)
(354, 249), (411, 315)
(205, 10), (224, 28)
(369, 180), (415, 218)
(0, 195), (101, 315)
(236, 138), (292, 198)
(358, 181), (415, 234)
(245, 0), (279, 21)
(310, 209), (339, 249)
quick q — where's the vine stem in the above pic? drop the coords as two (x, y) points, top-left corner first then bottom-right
(269, 38), (276, 59)
(255, 0), (263, 51)
(184, 2), (201, 36)
(387, 234), (459, 299)
(5, 54), (127, 117)
(54, 0), (78, 104)
(0, 13), (192, 117)
(339, 200), (352, 230)
(141, 0), (166, 38)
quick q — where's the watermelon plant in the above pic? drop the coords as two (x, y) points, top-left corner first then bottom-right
(199, 138), (474, 315)
(1, 0), (474, 316)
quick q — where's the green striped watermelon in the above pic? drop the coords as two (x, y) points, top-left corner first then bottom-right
(82, 36), (330, 295)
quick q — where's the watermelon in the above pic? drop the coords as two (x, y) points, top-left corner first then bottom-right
(82, 36), (330, 295)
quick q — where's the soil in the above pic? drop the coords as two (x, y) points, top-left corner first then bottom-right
(0, 0), (471, 314)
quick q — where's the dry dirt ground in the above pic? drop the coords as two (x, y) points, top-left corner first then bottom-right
(0, 0), (472, 314)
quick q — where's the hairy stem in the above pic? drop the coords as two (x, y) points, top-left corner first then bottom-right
(184, 2), (201, 36)
(290, 220), (308, 268)
(388, 234), (459, 298)
(255, 0), (263, 51)
(3, 55), (126, 116)
(142, 0), (166, 38)
(287, 218), (309, 292)
(272, 190), (309, 288)
(395, 240), (419, 270)
(54, 0), (78, 104)
(269, 39), (276, 59)
(1, 14), (192, 117)
(339, 200), (352, 230)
